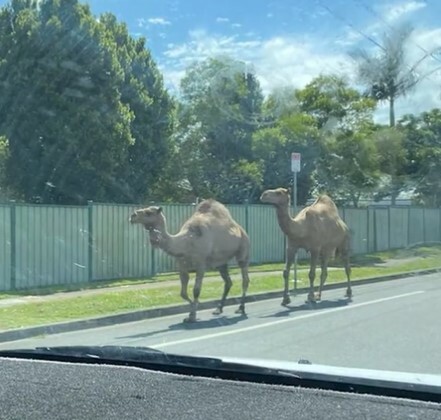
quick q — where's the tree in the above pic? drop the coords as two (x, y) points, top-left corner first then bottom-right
(252, 113), (321, 205)
(99, 13), (175, 203)
(399, 108), (441, 206)
(290, 75), (378, 205)
(370, 127), (408, 204)
(0, 136), (17, 201)
(350, 23), (441, 127)
(0, 0), (173, 204)
(313, 126), (380, 207)
(295, 75), (376, 130)
(176, 56), (264, 203)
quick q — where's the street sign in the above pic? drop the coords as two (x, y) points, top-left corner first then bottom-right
(291, 152), (301, 172)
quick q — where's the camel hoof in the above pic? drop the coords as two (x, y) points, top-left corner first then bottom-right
(235, 306), (246, 315)
(183, 315), (197, 323)
(281, 296), (291, 306)
(314, 293), (322, 301)
(305, 299), (317, 305)
(213, 307), (222, 316)
(345, 289), (353, 299)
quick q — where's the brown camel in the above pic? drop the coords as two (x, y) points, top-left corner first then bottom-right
(260, 188), (352, 305)
(129, 199), (250, 323)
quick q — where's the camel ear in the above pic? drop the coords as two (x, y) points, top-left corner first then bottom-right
(157, 207), (162, 213)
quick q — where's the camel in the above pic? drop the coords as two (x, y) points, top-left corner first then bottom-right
(260, 188), (352, 305)
(129, 199), (251, 323)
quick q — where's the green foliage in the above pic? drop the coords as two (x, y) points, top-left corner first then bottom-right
(0, 2), (438, 207)
(371, 127), (408, 204)
(399, 109), (441, 206)
(295, 75), (376, 130)
(0, 0), (173, 204)
(252, 112), (321, 204)
(0, 136), (16, 201)
(175, 57), (264, 203)
(314, 126), (381, 206)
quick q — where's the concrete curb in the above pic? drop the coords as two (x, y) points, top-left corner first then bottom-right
(0, 267), (439, 343)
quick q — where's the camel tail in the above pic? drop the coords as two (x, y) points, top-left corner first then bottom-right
(336, 229), (352, 259)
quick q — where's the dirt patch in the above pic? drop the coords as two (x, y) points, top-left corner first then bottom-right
(374, 256), (420, 267)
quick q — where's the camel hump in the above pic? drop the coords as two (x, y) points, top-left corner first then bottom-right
(195, 199), (233, 219)
(312, 194), (339, 212)
(314, 194), (335, 206)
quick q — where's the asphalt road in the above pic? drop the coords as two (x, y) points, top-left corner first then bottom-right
(1, 274), (440, 375)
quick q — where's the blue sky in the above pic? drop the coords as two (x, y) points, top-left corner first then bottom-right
(1, 0), (441, 121)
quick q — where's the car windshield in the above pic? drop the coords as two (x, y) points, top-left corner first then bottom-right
(0, 0), (440, 378)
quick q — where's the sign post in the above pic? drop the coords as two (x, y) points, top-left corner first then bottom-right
(291, 152), (301, 294)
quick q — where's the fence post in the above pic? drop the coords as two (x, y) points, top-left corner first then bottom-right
(150, 246), (156, 278)
(366, 207), (370, 253)
(150, 201), (156, 278)
(439, 208), (441, 244)
(244, 199), (249, 234)
(407, 207), (411, 247)
(373, 209), (377, 252)
(10, 202), (16, 291)
(87, 200), (93, 282)
(422, 208), (426, 244)
(388, 206), (391, 250)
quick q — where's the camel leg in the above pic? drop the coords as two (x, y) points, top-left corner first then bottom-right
(184, 268), (205, 323)
(316, 254), (329, 301)
(213, 264), (232, 315)
(282, 246), (296, 306)
(179, 270), (192, 304)
(179, 270), (194, 322)
(307, 251), (319, 303)
(342, 249), (352, 299)
(235, 261), (250, 315)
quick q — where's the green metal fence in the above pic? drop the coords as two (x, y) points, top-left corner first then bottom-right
(0, 202), (440, 291)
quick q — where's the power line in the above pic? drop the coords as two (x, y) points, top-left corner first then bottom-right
(315, 0), (441, 86)
(352, 0), (441, 67)
(315, 1), (385, 51)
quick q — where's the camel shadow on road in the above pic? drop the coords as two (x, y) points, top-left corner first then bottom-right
(261, 298), (351, 319)
(116, 313), (248, 341)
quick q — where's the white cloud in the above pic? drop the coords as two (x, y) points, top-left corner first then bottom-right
(159, 27), (441, 122)
(147, 17), (171, 26)
(216, 17), (230, 23)
(232, 23), (242, 28)
(161, 30), (353, 93)
(382, 1), (427, 23)
(336, 1), (427, 48)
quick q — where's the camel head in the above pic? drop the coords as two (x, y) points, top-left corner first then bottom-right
(129, 206), (165, 248)
(129, 206), (164, 229)
(260, 188), (290, 206)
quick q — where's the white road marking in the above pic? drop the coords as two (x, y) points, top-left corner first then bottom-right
(151, 291), (425, 349)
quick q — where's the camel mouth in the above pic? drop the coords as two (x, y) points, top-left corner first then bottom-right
(259, 194), (271, 203)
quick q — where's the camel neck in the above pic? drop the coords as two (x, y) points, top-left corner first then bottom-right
(149, 217), (182, 257)
(275, 204), (299, 237)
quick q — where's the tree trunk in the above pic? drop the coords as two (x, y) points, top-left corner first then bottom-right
(389, 96), (395, 127)
(391, 192), (397, 206)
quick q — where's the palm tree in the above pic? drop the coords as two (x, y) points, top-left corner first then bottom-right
(350, 23), (441, 127)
